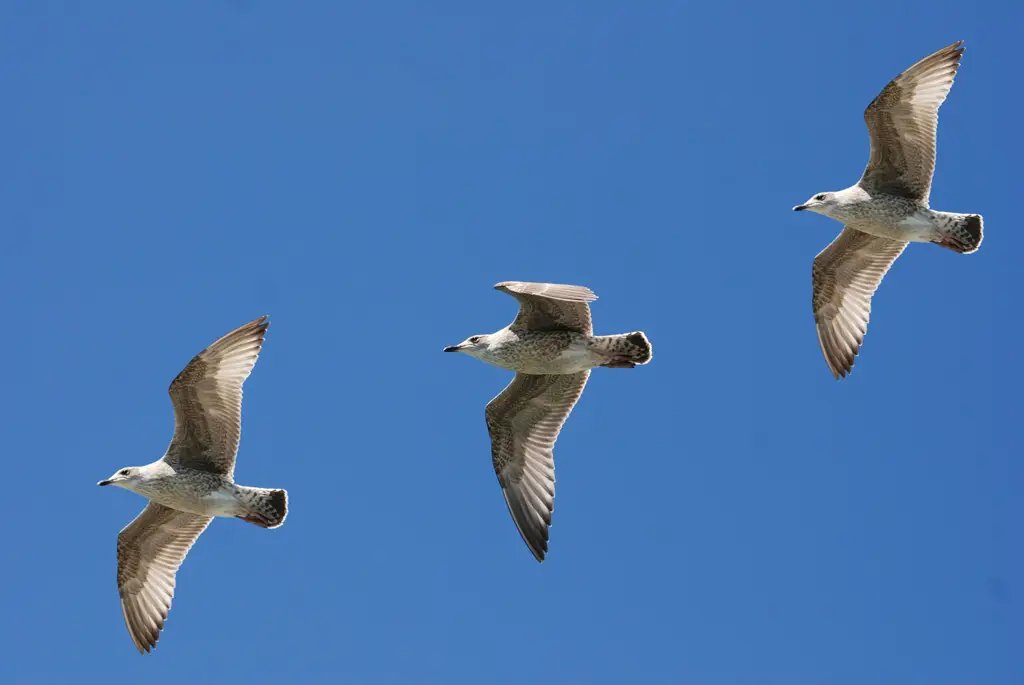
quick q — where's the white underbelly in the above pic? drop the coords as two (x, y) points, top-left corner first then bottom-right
(511, 345), (596, 374)
(552, 346), (598, 372)
(147, 488), (239, 517)
(201, 489), (242, 517)
(889, 213), (938, 242)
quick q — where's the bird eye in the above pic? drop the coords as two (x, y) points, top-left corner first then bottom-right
(469, 336), (480, 344)
(119, 469), (131, 476)
(814, 194), (826, 201)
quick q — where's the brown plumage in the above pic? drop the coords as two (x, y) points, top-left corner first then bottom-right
(812, 230), (907, 379)
(859, 41), (964, 202)
(485, 371), (591, 562)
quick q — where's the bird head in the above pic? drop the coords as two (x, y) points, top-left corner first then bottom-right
(443, 334), (491, 358)
(98, 467), (141, 490)
(793, 191), (838, 216)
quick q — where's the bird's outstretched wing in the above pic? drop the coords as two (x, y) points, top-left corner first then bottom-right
(485, 371), (590, 561)
(858, 41), (964, 202)
(494, 282), (596, 335)
(164, 316), (268, 476)
(813, 227), (907, 379)
(117, 503), (212, 653)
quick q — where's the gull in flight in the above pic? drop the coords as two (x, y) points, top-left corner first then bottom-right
(98, 316), (287, 653)
(793, 41), (982, 378)
(445, 282), (653, 561)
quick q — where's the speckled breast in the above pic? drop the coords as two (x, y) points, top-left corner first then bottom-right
(489, 331), (600, 375)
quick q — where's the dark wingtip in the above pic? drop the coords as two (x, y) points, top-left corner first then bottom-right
(625, 331), (653, 365)
(267, 489), (288, 528)
(500, 487), (551, 563)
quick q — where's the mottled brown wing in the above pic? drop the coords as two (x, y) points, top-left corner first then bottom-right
(813, 227), (907, 379)
(485, 371), (590, 562)
(858, 41), (964, 202)
(164, 316), (268, 476)
(494, 281), (596, 335)
(117, 503), (212, 654)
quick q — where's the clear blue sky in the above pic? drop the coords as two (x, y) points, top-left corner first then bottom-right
(1, 2), (1021, 682)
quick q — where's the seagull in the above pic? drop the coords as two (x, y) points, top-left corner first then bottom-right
(98, 316), (287, 653)
(444, 282), (653, 562)
(793, 41), (983, 378)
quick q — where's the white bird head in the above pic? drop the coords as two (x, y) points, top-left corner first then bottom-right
(443, 334), (492, 358)
(98, 466), (143, 491)
(793, 191), (840, 217)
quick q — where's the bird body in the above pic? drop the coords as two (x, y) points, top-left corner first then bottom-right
(462, 328), (652, 375)
(811, 185), (978, 246)
(113, 463), (283, 522)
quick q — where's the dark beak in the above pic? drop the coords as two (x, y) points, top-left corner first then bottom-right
(97, 479), (112, 486)
(792, 205), (807, 211)
(443, 345), (460, 353)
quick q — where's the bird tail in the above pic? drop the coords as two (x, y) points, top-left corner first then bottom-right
(237, 488), (288, 529)
(596, 332), (653, 368)
(934, 213), (983, 254)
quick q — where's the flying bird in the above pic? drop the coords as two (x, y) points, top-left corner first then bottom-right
(445, 282), (652, 561)
(793, 41), (982, 378)
(98, 316), (287, 653)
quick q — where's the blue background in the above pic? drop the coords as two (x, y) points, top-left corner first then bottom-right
(2, 1), (1020, 682)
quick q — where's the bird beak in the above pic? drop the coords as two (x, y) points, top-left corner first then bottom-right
(443, 345), (461, 353)
(793, 204), (807, 211)
(97, 479), (113, 486)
